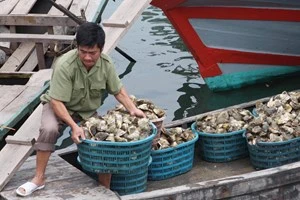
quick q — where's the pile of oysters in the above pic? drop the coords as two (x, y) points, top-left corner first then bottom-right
(81, 96), (166, 142)
(81, 111), (152, 142)
(152, 127), (195, 150)
(245, 91), (300, 144)
(195, 108), (254, 133)
(114, 95), (166, 120)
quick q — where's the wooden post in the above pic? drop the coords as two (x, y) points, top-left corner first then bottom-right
(36, 43), (46, 69)
(9, 26), (18, 50)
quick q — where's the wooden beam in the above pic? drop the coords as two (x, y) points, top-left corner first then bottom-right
(5, 135), (35, 146)
(35, 43), (46, 70)
(0, 0), (20, 15)
(10, 0), (38, 15)
(102, 20), (129, 28)
(0, 71), (34, 79)
(0, 33), (74, 44)
(102, 0), (152, 54)
(0, 14), (78, 26)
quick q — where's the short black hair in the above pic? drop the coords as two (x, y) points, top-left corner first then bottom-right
(76, 22), (105, 50)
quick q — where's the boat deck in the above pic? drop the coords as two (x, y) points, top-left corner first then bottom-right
(2, 92), (300, 199)
(0, 153), (120, 200)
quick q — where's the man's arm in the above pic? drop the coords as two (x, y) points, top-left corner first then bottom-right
(50, 98), (85, 143)
(114, 87), (146, 118)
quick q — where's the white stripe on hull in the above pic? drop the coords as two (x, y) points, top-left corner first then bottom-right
(189, 19), (300, 56)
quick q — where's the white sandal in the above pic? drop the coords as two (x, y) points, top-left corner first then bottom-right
(16, 182), (45, 197)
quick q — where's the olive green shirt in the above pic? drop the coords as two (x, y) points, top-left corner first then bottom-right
(40, 49), (123, 119)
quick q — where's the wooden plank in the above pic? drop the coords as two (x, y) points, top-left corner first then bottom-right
(69, 0), (90, 17)
(102, 0), (152, 54)
(5, 135), (35, 145)
(19, 45), (48, 72)
(0, 85), (25, 112)
(0, 71), (33, 79)
(0, 0), (20, 15)
(10, 0), (37, 14)
(0, 33), (74, 44)
(0, 104), (42, 191)
(102, 20), (129, 28)
(0, 144), (34, 193)
(19, 48), (41, 72)
(0, 14), (78, 26)
(1, 155), (120, 199)
(25, 69), (52, 87)
(85, 0), (105, 22)
(0, 42), (35, 72)
(0, 70), (52, 138)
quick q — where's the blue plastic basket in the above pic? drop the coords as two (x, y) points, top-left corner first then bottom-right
(148, 130), (199, 180)
(76, 123), (157, 174)
(110, 156), (152, 195)
(243, 132), (300, 169)
(78, 156), (152, 195)
(191, 122), (248, 162)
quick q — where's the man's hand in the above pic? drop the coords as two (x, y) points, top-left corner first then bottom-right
(130, 108), (146, 118)
(71, 125), (86, 144)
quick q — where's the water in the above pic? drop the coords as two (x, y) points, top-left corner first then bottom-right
(57, 1), (300, 146)
(98, 1), (300, 122)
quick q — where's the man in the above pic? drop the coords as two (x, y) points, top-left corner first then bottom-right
(16, 22), (145, 197)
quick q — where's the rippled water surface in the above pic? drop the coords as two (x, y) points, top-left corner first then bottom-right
(98, 1), (299, 123)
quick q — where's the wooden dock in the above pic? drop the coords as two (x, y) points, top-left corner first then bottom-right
(0, 0), (153, 199)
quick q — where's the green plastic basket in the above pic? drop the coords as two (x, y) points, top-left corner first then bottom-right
(191, 122), (248, 162)
(243, 132), (300, 169)
(148, 130), (198, 180)
(76, 123), (157, 174)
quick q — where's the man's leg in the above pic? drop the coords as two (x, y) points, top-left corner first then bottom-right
(17, 103), (64, 195)
(31, 151), (51, 186)
(98, 173), (112, 188)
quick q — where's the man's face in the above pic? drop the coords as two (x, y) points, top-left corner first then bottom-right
(78, 45), (101, 69)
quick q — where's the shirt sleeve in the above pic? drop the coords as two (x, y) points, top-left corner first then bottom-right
(49, 64), (72, 102)
(106, 62), (123, 95)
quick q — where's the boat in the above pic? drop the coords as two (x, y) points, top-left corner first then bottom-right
(150, 0), (300, 91)
(2, 90), (300, 199)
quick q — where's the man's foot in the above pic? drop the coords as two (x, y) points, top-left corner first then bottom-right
(16, 182), (45, 197)
(16, 177), (45, 196)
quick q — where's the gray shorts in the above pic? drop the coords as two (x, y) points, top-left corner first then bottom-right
(34, 103), (82, 152)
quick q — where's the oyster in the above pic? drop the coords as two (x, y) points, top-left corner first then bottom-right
(245, 91), (300, 144)
(152, 127), (195, 150)
(195, 108), (253, 134)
